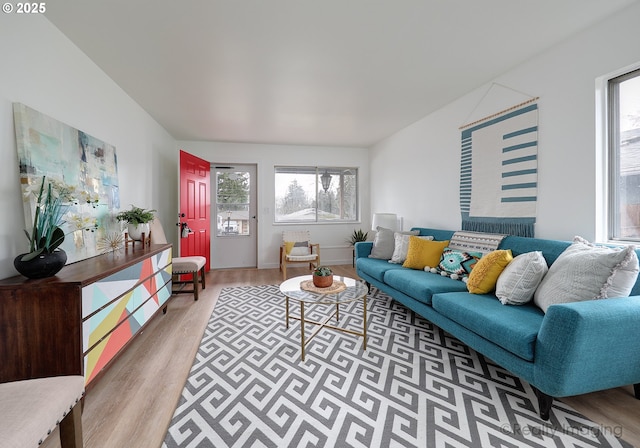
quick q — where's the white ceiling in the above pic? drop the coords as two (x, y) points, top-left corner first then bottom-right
(45, 0), (637, 147)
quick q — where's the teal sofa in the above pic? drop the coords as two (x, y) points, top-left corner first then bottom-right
(355, 227), (640, 420)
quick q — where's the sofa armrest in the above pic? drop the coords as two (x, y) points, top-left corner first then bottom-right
(534, 296), (640, 397)
(354, 241), (373, 259)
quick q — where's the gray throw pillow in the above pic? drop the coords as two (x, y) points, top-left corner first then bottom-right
(533, 236), (639, 312)
(369, 227), (419, 260)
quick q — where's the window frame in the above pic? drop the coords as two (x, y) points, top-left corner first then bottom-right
(607, 67), (640, 242)
(274, 165), (359, 224)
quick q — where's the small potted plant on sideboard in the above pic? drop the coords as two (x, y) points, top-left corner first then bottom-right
(116, 206), (156, 241)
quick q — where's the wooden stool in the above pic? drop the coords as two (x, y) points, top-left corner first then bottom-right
(0, 375), (84, 447)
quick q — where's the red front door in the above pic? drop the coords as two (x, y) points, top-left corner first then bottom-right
(179, 150), (211, 272)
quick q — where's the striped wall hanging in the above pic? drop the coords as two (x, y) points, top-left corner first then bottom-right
(459, 97), (539, 237)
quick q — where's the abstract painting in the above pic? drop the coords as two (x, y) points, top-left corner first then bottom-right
(14, 103), (120, 264)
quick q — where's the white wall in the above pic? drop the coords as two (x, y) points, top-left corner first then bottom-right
(371, 2), (640, 242)
(177, 141), (370, 268)
(0, 15), (178, 279)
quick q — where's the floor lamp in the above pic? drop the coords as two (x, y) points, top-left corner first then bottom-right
(371, 213), (398, 232)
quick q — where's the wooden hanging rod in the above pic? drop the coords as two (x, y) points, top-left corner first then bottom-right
(459, 96), (540, 130)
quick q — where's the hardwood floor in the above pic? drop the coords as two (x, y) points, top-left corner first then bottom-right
(41, 265), (640, 447)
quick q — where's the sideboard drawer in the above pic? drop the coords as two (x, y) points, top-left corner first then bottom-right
(81, 247), (172, 384)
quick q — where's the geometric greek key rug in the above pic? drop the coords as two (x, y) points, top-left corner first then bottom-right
(163, 285), (631, 448)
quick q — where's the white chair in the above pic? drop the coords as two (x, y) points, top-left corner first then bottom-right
(0, 375), (84, 447)
(149, 218), (206, 301)
(279, 230), (320, 281)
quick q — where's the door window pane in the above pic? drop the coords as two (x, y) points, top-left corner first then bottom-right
(216, 170), (250, 236)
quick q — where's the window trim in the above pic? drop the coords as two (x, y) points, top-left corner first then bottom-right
(605, 65), (640, 243)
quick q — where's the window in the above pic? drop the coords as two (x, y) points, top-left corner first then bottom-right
(274, 166), (358, 223)
(609, 68), (640, 241)
(215, 168), (251, 236)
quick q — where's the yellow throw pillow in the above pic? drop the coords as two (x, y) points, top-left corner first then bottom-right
(467, 249), (513, 294)
(284, 241), (295, 255)
(403, 238), (450, 270)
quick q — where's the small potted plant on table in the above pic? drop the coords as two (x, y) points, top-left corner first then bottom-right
(313, 266), (334, 288)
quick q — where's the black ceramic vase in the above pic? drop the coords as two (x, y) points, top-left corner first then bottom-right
(13, 249), (67, 279)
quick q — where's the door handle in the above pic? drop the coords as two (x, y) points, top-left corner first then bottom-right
(177, 222), (193, 238)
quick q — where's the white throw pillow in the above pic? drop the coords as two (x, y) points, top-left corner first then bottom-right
(496, 251), (548, 305)
(389, 233), (434, 264)
(533, 236), (639, 313)
(289, 241), (310, 256)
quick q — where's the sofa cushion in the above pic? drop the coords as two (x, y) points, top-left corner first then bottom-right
(498, 235), (571, 266)
(496, 251), (548, 305)
(403, 238), (450, 270)
(384, 269), (469, 305)
(390, 234), (433, 264)
(369, 226), (395, 259)
(466, 249), (513, 294)
(534, 236), (640, 312)
(448, 230), (506, 254)
(437, 247), (482, 279)
(432, 292), (544, 361)
(370, 227), (419, 260)
(356, 256), (406, 282)
(411, 228), (456, 241)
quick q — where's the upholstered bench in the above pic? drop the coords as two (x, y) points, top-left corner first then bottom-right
(0, 375), (84, 447)
(148, 218), (207, 301)
(172, 256), (207, 301)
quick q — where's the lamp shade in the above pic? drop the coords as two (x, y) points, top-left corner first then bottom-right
(371, 213), (398, 232)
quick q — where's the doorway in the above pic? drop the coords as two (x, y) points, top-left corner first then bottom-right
(211, 164), (257, 268)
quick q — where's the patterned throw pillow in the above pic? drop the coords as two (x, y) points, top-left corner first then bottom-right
(496, 251), (548, 305)
(436, 247), (482, 279)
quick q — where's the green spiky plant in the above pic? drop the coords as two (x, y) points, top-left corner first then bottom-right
(347, 229), (369, 245)
(21, 176), (98, 262)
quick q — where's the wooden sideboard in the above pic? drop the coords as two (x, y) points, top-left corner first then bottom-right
(0, 244), (172, 387)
